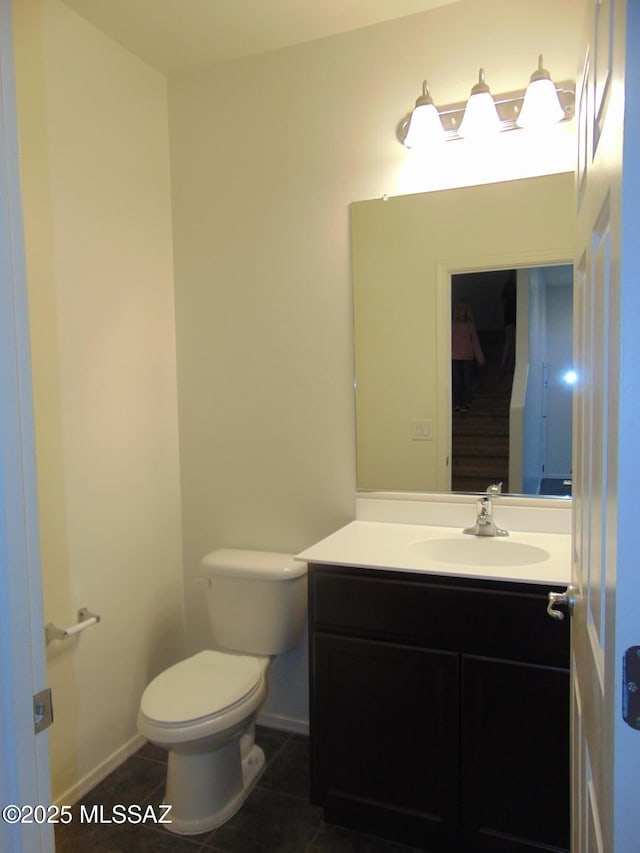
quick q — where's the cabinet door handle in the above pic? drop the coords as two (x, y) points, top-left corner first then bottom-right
(547, 588), (575, 621)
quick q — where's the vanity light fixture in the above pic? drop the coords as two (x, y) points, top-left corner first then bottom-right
(399, 57), (574, 148)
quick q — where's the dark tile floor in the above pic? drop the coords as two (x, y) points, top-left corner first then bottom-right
(54, 726), (419, 852)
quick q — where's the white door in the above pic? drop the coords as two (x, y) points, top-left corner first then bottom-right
(0, 1), (53, 851)
(572, 0), (640, 850)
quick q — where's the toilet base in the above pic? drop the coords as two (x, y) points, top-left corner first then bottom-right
(163, 736), (266, 836)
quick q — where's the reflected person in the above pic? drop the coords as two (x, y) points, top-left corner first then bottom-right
(452, 301), (484, 412)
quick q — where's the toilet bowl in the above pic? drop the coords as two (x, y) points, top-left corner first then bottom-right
(137, 549), (307, 836)
(138, 650), (270, 835)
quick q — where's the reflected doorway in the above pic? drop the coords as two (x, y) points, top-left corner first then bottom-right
(451, 265), (573, 496)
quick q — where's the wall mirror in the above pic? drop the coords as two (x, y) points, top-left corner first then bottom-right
(351, 172), (575, 497)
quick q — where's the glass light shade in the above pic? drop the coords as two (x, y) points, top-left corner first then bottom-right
(404, 102), (445, 148)
(403, 81), (444, 149)
(458, 91), (501, 139)
(458, 69), (500, 139)
(516, 77), (565, 128)
(516, 55), (565, 129)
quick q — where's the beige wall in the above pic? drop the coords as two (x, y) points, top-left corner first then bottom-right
(168, 0), (583, 726)
(13, 0), (184, 802)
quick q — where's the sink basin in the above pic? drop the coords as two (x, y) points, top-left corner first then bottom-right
(408, 537), (550, 567)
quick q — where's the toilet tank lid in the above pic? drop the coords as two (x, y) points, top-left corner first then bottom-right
(202, 548), (307, 580)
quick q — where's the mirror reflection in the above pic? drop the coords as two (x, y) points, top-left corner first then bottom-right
(351, 172), (575, 497)
(450, 266), (573, 496)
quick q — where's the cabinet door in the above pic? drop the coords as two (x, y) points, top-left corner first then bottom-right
(461, 655), (570, 852)
(312, 633), (459, 851)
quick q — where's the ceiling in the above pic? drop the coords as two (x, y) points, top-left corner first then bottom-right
(60, 0), (462, 77)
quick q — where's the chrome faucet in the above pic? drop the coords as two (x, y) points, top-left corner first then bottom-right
(463, 483), (509, 537)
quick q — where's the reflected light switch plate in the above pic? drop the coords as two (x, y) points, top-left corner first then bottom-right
(412, 419), (433, 441)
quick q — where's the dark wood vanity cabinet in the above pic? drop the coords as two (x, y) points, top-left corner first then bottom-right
(308, 564), (570, 853)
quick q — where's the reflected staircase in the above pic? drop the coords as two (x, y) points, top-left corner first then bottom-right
(451, 337), (513, 493)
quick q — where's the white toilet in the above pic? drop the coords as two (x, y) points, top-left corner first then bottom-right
(137, 548), (307, 836)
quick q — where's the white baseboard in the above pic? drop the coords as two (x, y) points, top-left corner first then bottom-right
(55, 732), (147, 807)
(257, 710), (309, 736)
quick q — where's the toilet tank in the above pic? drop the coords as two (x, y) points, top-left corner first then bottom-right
(201, 549), (307, 655)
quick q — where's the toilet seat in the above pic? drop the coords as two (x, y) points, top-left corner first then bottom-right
(140, 650), (265, 726)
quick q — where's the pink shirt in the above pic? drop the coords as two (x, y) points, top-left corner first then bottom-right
(452, 320), (484, 363)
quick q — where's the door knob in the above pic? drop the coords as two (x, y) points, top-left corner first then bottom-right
(547, 587), (575, 621)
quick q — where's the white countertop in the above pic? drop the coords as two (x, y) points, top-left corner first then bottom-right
(297, 520), (571, 586)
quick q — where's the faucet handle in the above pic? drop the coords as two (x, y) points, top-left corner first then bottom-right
(486, 482), (503, 495)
